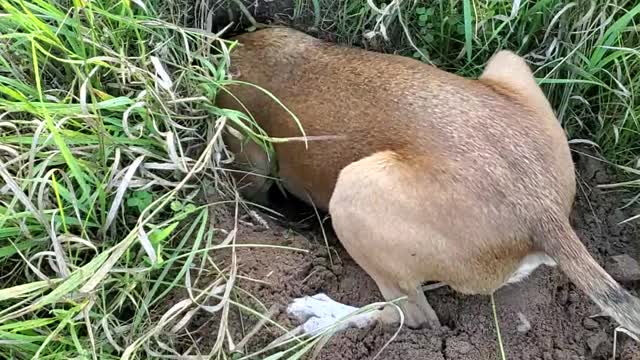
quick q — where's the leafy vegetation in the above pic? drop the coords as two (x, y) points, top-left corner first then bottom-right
(0, 0), (273, 358)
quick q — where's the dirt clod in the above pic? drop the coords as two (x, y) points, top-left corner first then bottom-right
(553, 349), (581, 360)
(517, 311), (532, 333)
(444, 337), (474, 355)
(605, 254), (640, 282)
(582, 317), (600, 331)
(587, 331), (609, 357)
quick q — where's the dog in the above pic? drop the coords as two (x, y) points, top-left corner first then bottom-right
(216, 26), (640, 333)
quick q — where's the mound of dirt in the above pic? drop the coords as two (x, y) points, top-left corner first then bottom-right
(182, 148), (640, 359)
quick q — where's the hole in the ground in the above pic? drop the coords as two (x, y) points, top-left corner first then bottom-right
(197, 0), (322, 37)
(264, 184), (323, 230)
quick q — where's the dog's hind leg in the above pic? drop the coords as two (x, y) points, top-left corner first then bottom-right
(373, 277), (440, 329)
(329, 151), (441, 329)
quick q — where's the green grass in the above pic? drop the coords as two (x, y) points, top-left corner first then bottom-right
(2, 0), (640, 358)
(0, 0), (305, 358)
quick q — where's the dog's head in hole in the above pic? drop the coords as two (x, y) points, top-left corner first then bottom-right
(216, 26), (640, 334)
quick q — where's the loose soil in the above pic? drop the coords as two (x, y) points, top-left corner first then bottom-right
(174, 5), (640, 358)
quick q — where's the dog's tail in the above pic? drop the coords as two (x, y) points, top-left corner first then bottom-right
(533, 212), (640, 334)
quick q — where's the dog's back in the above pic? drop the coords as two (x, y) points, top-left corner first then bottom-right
(219, 27), (574, 225)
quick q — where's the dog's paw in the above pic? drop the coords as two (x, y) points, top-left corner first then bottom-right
(287, 293), (378, 335)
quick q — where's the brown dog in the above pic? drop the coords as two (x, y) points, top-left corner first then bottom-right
(217, 26), (640, 332)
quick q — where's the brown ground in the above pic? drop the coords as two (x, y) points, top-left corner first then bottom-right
(180, 147), (640, 360)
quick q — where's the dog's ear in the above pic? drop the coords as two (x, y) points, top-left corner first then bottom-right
(480, 51), (554, 116)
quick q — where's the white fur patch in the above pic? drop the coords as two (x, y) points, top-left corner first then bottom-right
(287, 293), (378, 335)
(505, 252), (556, 285)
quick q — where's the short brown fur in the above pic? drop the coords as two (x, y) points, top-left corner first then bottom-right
(217, 27), (640, 332)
